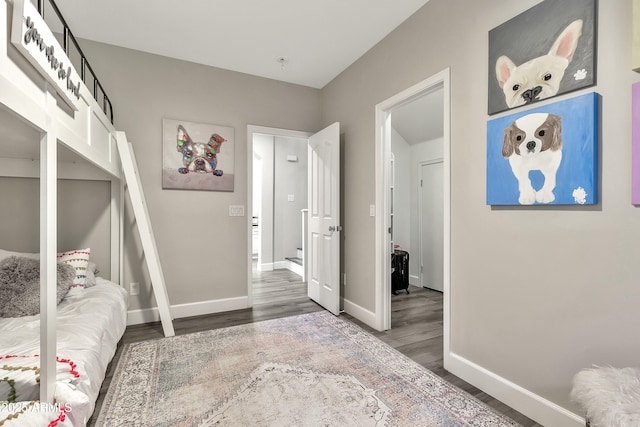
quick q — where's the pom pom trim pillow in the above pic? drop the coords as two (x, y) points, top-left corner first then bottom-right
(57, 248), (90, 295)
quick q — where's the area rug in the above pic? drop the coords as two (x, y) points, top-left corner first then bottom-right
(97, 312), (521, 426)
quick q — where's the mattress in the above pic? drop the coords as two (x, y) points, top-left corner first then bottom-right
(0, 278), (128, 426)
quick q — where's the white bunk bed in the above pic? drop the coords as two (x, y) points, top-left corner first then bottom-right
(0, 0), (174, 425)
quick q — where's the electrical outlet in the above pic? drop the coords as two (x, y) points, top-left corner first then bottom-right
(130, 282), (140, 296)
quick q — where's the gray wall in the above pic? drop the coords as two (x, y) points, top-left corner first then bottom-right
(273, 136), (308, 262)
(79, 40), (322, 310)
(0, 177), (111, 274)
(322, 0), (639, 415)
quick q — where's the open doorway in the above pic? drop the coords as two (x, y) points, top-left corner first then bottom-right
(246, 124), (342, 313)
(374, 69), (451, 358)
(390, 89), (445, 294)
(247, 127), (311, 306)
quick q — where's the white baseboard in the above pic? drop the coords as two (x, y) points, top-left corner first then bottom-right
(258, 262), (274, 272)
(285, 260), (303, 276)
(127, 296), (249, 326)
(409, 275), (420, 286)
(445, 352), (585, 427)
(342, 298), (377, 329)
(272, 260), (303, 276)
(273, 261), (287, 270)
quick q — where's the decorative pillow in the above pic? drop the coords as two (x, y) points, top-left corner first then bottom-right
(57, 248), (90, 294)
(0, 256), (75, 318)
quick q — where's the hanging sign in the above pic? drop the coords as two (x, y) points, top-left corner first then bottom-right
(11, 0), (81, 111)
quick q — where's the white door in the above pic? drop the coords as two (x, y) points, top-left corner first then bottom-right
(420, 161), (444, 292)
(307, 122), (341, 315)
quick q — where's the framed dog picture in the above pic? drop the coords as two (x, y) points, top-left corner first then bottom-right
(162, 118), (235, 191)
(486, 92), (598, 206)
(488, 0), (597, 115)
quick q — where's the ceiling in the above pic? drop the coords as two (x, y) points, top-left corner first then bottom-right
(51, 0), (431, 89)
(392, 87), (444, 145)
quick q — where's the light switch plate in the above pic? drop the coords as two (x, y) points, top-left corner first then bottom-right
(229, 205), (245, 216)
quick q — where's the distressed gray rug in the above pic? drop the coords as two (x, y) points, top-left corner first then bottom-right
(97, 312), (521, 426)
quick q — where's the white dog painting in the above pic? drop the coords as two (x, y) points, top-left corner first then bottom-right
(486, 93), (598, 206)
(502, 113), (562, 205)
(496, 20), (583, 109)
(488, 0), (596, 115)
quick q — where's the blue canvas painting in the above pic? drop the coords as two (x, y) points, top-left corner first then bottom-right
(486, 92), (598, 205)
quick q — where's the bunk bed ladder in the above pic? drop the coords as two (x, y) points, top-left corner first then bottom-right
(116, 132), (175, 337)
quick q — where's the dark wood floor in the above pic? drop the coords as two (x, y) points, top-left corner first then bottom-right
(89, 268), (541, 426)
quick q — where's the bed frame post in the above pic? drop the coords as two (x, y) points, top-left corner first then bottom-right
(115, 132), (175, 337)
(39, 90), (57, 403)
(110, 177), (123, 284)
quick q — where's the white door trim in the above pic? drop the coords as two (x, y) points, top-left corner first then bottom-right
(374, 68), (451, 363)
(246, 125), (313, 308)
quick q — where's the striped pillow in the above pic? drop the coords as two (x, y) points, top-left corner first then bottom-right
(57, 248), (90, 294)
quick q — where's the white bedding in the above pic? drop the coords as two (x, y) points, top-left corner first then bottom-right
(0, 278), (128, 426)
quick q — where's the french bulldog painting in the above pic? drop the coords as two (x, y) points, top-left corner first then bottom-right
(488, 0), (596, 115)
(162, 118), (235, 191)
(176, 124), (225, 176)
(496, 20), (583, 109)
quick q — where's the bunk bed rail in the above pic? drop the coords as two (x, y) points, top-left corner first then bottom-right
(36, 0), (113, 124)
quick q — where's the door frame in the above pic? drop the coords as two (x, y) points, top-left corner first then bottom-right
(246, 125), (313, 307)
(373, 69), (451, 360)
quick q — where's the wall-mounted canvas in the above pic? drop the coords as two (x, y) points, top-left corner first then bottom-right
(633, 83), (640, 204)
(488, 0), (597, 115)
(162, 118), (235, 191)
(487, 92), (598, 206)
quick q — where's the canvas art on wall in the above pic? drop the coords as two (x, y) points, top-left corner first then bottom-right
(486, 92), (598, 206)
(162, 118), (235, 191)
(488, 0), (597, 115)
(632, 83), (640, 205)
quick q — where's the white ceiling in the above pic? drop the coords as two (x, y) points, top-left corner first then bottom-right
(52, 0), (431, 89)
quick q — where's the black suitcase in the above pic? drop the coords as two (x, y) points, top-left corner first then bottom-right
(391, 249), (410, 295)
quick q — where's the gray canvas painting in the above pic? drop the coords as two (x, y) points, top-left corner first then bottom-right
(488, 0), (596, 115)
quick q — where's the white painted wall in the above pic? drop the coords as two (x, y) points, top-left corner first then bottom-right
(253, 135), (308, 269)
(273, 136), (308, 263)
(409, 137), (444, 282)
(253, 135), (275, 270)
(390, 128), (411, 253)
(391, 131), (444, 286)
